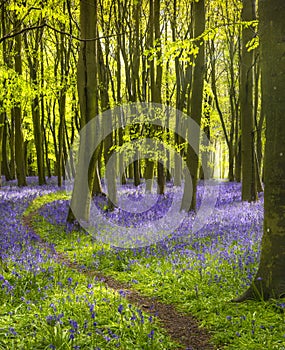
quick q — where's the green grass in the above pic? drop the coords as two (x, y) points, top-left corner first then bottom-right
(18, 193), (285, 349)
(0, 262), (176, 349)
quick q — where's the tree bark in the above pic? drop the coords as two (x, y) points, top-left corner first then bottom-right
(233, 0), (285, 301)
(13, 19), (26, 187)
(98, 36), (117, 210)
(1, 116), (11, 181)
(240, 0), (257, 202)
(181, 0), (205, 211)
(153, 0), (165, 195)
(0, 111), (4, 186)
(67, 0), (98, 222)
(24, 24), (46, 185)
(144, 0), (155, 192)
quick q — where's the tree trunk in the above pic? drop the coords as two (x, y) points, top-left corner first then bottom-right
(144, 0), (156, 192)
(128, 163), (134, 180)
(228, 144), (234, 182)
(235, 136), (242, 182)
(153, 0), (165, 195)
(133, 154), (140, 187)
(40, 39), (51, 179)
(24, 25), (46, 185)
(172, 0), (183, 187)
(240, 0), (257, 202)
(256, 86), (265, 192)
(13, 19), (26, 187)
(233, 0), (285, 301)
(1, 116), (12, 181)
(57, 85), (66, 187)
(57, 16), (72, 188)
(145, 159), (155, 192)
(98, 36), (117, 210)
(67, 0), (98, 222)
(115, 39), (126, 186)
(9, 109), (16, 180)
(181, 0), (205, 211)
(0, 112), (4, 186)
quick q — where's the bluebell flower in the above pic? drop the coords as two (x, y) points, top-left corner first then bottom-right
(118, 304), (123, 314)
(148, 329), (154, 339)
(9, 327), (17, 336)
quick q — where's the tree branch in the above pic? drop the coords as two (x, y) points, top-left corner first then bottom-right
(0, 21), (131, 44)
(0, 23), (46, 43)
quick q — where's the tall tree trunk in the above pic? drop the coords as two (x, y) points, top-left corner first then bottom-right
(240, 0), (257, 202)
(132, 1), (141, 188)
(0, 3), (6, 185)
(225, 1), (240, 182)
(253, 51), (263, 193)
(98, 36), (117, 210)
(67, 0), (98, 222)
(235, 136), (242, 183)
(2, 4), (15, 180)
(144, 0), (155, 192)
(172, 1), (194, 187)
(256, 103), (265, 187)
(0, 111), (4, 186)
(57, 13), (72, 188)
(115, 34), (126, 185)
(13, 19), (26, 187)
(172, 0), (182, 186)
(234, 0), (285, 301)
(24, 25), (46, 185)
(9, 111), (16, 180)
(40, 39), (51, 179)
(57, 86), (66, 187)
(1, 116), (11, 181)
(181, 0), (205, 211)
(154, 0), (165, 195)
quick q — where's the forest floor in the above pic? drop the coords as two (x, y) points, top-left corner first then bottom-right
(1, 177), (285, 349)
(24, 209), (214, 350)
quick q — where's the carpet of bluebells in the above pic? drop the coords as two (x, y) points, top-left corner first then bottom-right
(1, 176), (285, 349)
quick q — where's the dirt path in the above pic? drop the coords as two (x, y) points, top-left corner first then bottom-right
(23, 213), (215, 350)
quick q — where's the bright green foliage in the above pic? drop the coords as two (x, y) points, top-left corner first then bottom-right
(0, 0), (263, 181)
